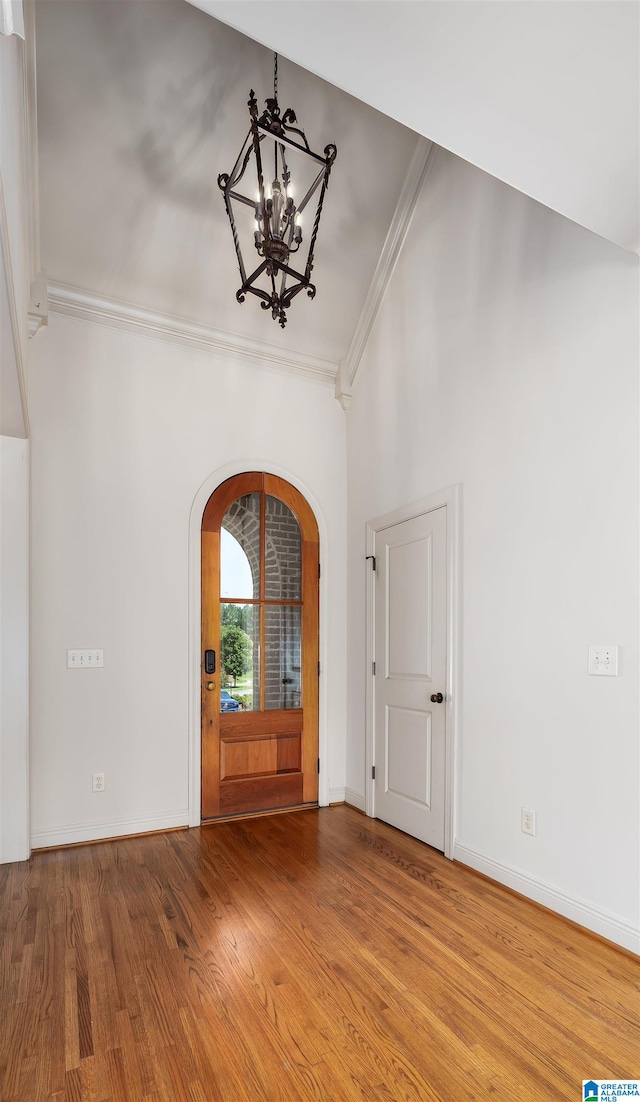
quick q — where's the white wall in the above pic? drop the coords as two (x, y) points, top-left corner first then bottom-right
(0, 435), (29, 862)
(0, 24), (30, 865)
(0, 22), (29, 328)
(0, 25), (29, 437)
(346, 148), (639, 950)
(28, 316), (347, 846)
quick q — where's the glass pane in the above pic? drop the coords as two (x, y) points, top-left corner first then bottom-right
(220, 603), (260, 712)
(265, 605), (301, 710)
(265, 495), (301, 601)
(221, 494), (260, 600)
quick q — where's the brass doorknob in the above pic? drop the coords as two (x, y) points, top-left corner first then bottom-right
(430, 692), (444, 703)
(206, 681), (215, 691)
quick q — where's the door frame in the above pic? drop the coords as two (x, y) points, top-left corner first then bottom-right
(365, 484), (461, 859)
(188, 461), (330, 827)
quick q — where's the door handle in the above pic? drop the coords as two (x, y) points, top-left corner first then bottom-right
(205, 681), (215, 692)
(204, 649), (216, 675)
(430, 692), (444, 703)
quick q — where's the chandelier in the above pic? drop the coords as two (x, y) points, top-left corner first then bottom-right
(218, 54), (337, 329)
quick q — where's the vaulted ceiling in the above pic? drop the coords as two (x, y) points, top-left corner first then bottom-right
(35, 0), (418, 372)
(197, 1), (640, 255)
(34, 1), (639, 385)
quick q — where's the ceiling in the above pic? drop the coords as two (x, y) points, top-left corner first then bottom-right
(34, 1), (639, 382)
(197, 1), (640, 255)
(34, 0), (419, 370)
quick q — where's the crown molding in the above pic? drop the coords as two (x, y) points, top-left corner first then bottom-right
(28, 270), (47, 338)
(334, 364), (352, 413)
(337, 136), (435, 405)
(0, 0), (24, 37)
(47, 282), (339, 387)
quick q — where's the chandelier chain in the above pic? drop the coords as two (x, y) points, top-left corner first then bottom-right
(273, 53), (279, 181)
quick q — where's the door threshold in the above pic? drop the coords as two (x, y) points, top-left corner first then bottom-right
(201, 803), (319, 826)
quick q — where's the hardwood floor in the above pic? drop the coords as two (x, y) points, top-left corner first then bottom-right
(0, 806), (637, 1101)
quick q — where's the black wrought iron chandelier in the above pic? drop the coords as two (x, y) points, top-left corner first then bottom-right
(218, 54), (337, 329)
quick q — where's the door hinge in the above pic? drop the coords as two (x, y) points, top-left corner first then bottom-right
(318, 562), (321, 579)
(318, 758), (320, 774)
(318, 661), (321, 677)
(365, 555), (376, 571)
(372, 765), (376, 780)
(372, 661), (376, 676)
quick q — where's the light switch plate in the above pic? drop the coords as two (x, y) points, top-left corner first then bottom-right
(67, 649), (104, 669)
(588, 645), (618, 676)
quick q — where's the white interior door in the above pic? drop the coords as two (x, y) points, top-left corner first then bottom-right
(374, 506), (447, 850)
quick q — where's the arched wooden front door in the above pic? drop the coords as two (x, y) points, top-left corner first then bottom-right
(201, 473), (319, 820)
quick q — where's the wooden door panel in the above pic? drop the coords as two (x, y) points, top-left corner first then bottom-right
(219, 709), (302, 737)
(201, 474), (318, 821)
(201, 528), (221, 820)
(219, 774), (304, 816)
(220, 721), (302, 780)
(221, 737), (278, 781)
(301, 537), (319, 804)
(220, 734), (301, 781)
(276, 733), (301, 772)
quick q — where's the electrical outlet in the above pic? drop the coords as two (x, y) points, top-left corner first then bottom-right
(521, 808), (536, 836)
(92, 772), (105, 792)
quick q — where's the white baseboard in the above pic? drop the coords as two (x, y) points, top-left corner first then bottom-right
(344, 788), (366, 813)
(329, 787), (346, 804)
(454, 842), (640, 955)
(31, 810), (189, 850)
